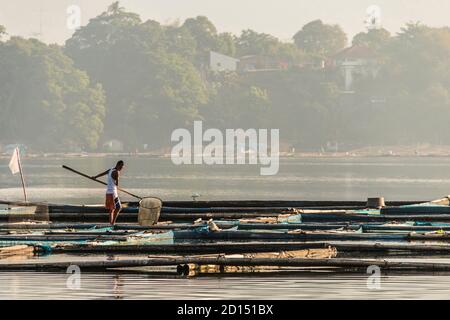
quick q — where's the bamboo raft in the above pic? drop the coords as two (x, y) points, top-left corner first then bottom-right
(4, 199), (450, 223)
(1, 196), (450, 273)
(3, 256), (450, 272)
(45, 241), (450, 255)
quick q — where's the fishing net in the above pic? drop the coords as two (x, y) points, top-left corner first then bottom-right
(138, 197), (162, 226)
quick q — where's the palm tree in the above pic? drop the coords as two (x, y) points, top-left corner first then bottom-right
(107, 1), (124, 15)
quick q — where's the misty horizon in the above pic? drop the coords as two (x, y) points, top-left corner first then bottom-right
(0, 0), (449, 45)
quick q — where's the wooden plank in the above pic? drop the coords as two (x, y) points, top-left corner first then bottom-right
(0, 245), (34, 256)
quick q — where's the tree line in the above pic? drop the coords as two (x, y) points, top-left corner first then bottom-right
(1, 2), (450, 152)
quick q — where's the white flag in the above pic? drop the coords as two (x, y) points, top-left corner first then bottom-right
(9, 147), (20, 175)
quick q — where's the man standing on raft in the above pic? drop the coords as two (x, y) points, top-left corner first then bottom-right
(92, 160), (124, 225)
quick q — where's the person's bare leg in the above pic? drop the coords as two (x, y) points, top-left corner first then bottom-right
(109, 209), (115, 225)
(112, 208), (121, 225)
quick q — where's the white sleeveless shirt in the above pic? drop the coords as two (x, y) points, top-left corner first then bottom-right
(106, 168), (118, 198)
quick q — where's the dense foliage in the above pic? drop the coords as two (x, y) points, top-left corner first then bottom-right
(0, 37), (105, 150)
(2, 2), (450, 152)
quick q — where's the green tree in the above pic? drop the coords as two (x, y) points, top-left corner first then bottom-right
(293, 20), (347, 59)
(235, 29), (304, 65)
(181, 16), (231, 65)
(267, 71), (338, 148)
(204, 74), (271, 129)
(352, 28), (391, 50)
(381, 23), (450, 91)
(237, 29), (280, 56)
(0, 25), (6, 39)
(231, 69), (339, 149)
(350, 23), (450, 146)
(164, 24), (197, 62)
(126, 53), (208, 147)
(65, 3), (208, 149)
(0, 37), (105, 151)
(216, 32), (237, 57)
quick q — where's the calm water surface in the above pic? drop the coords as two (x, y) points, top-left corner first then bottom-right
(1, 253), (449, 299)
(2, 271), (450, 300)
(1, 156), (450, 299)
(1, 156), (450, 202)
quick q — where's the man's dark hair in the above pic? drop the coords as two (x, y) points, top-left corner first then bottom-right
(116, 160), (124, 167)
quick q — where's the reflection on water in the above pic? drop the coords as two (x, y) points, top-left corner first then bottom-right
(2, 271), (450, 299)
(0, 253), (450, 299)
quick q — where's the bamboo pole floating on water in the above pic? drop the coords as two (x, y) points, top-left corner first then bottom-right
(0, 223), (200, 231)
(47, 242), (330, 254)
(330, 242), (450, 253)
(0, 212), (284, 223)
(9, 210), (450, 223)
(160, 200), (424, 208)
(0, 223), (102, 230)
(44, 241), (450, 255)
(3, 222), (450, 233)
(302, 214), (450, 223)
(0, 200), (428, 212)
(0, 212), (136, 223)
(4, 257), (450, 271)
(171, 230), (407, 241)
(0, 234), (130, 241)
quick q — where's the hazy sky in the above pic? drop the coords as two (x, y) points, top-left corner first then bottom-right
(1, 0), (450, 44)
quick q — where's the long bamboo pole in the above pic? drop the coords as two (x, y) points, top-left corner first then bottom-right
(45, 241), (450, 255)
(62, 165), (142, 200)
(47, 242), (329, 254)
(4, 257), (450, 271)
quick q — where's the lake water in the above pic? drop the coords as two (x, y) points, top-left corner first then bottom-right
(1, 156), (450, 299)
(2, 271), (450, 300)
(1, 156), (450, 203)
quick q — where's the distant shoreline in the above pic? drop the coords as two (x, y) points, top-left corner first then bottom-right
(2, 148), (450, 160)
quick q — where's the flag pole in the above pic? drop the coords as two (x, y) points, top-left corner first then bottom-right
(16, 148), (27, 202)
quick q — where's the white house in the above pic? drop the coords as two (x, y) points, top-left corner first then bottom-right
(209, 51), (239, 72)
